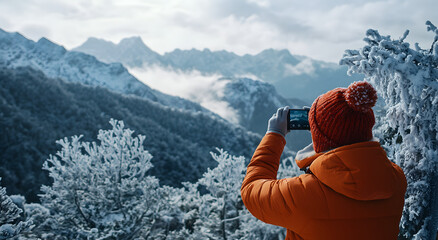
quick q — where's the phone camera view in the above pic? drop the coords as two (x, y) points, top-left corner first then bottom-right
(288, 109), (310, 130)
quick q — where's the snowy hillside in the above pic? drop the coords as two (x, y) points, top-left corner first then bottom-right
(0, 66), (270, 202)
(74, 36), (362, 101)
(0, 29), (206, 113)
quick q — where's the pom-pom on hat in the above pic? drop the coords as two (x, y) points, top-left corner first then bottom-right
(309, 81), (378, 153)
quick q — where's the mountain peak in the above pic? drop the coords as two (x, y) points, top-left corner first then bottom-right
(0, 28), (28, 43)
(0, 28), (11, 39)
(37, 37), (54, 44)
(36, 37), (67, 53)
(78, 37), (116, 49)
(119, 36), (143, 43)
(258, 48), (291, 56)
(118, 36), (148, 49)
(74, 35), (160, 66)
(86, 37), (113, 44)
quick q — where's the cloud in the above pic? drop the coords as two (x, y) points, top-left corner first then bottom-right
(285, 58), (316, 76)
(20, 24), (52, 40)
(247, 0), (271, 8)
(0, 0), (437, 63)
(128, 66), (240, 124)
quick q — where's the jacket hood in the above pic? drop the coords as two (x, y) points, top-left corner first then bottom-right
(296, 140), (399, 201)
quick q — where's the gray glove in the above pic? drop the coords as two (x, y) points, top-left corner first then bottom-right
(267, 106), (290, 137)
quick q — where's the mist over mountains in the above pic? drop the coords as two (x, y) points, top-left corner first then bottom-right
(0, 28), (306, 201)
(74, 36), (362, 102)
(0, 28), (306, 138)
(73, 33), (313, 145)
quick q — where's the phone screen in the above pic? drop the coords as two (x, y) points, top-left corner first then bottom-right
(288, 109), (310, 130)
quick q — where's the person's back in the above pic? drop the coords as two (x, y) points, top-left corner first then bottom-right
(241, 81), (407, 240)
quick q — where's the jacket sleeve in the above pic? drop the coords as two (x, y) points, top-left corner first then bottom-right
(241, 132), (317, 230)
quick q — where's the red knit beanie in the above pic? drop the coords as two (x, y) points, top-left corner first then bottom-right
(309, 81), (378, 153)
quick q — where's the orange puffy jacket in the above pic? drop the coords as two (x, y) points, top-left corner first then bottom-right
(241, 133), (407, 240)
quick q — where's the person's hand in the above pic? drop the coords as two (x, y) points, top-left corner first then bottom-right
(267, 106), (290, 137)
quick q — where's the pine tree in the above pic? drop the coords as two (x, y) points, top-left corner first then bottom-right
(0, 178), (29, 239)
(340, 21), (438, 239)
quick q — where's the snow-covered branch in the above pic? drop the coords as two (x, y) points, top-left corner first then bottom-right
(340, 20), (438, 240)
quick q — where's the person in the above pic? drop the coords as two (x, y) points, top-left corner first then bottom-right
(241, 81), (407, 240)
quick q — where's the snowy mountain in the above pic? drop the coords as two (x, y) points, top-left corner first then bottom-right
(0, 28), (311, 150)
(0, 28), (306, 202)
(74, 37), (362, 101)
(0, 29), (206, 113)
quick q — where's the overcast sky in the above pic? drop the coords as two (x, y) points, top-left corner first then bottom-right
(1, 0), (437, 63)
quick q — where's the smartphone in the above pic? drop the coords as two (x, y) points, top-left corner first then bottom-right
(287, 109), (310, 130)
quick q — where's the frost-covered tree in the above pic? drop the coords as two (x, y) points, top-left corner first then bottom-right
(15, 118), (299, 239)
(0, 178), (29, 239)
(29, 119), (176, 239)
(190, 148), (246, 239)
(340, 21), (438, 240)
(178, 149), (293, 240)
